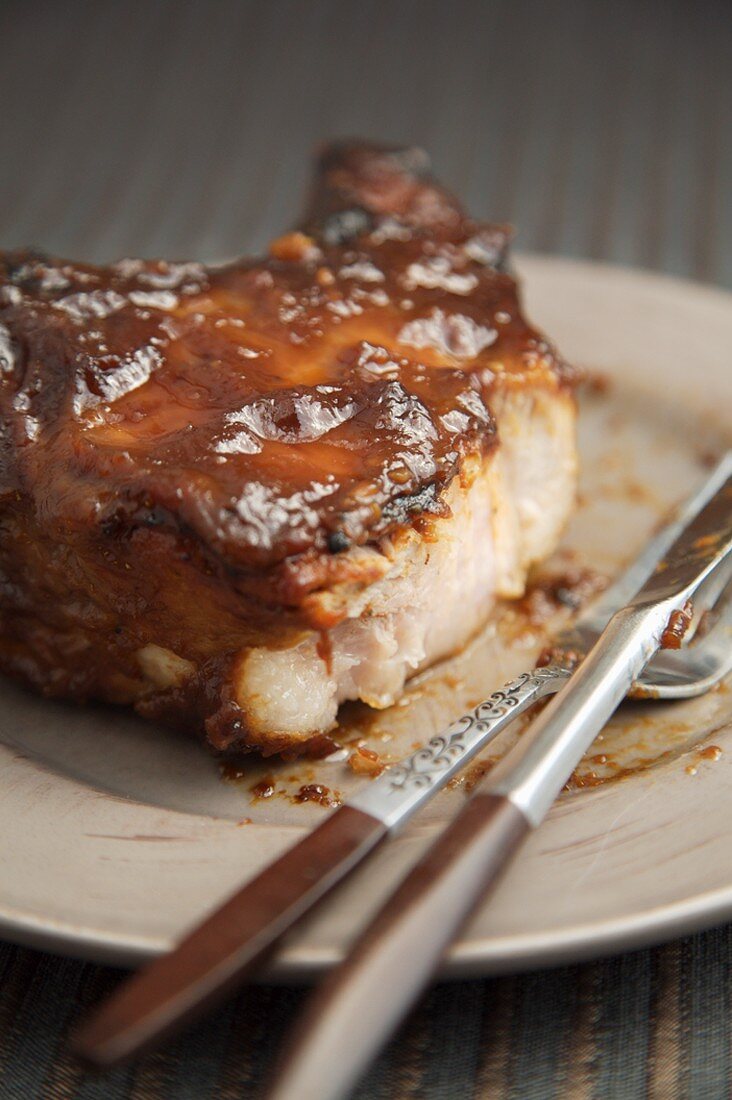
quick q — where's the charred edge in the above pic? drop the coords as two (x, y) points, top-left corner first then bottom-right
(1, 249), (54, 288)
(319, 207), (375, 246)
(302, 138), (465, 238)
(326, 530), (351, 554)
(315, 140), (432, 180)
(379, 481), (445, 526)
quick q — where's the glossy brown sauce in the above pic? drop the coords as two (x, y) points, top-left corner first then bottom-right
(293, 783), (342, 808)
(346, 745), (385, 777)
(249, 774), (277, 800)
(0, 148), (570, 582)
(0, 142), (575, 756)
(661, 600), (694, 649)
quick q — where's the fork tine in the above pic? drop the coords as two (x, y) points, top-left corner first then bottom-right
(636, 581), (732, 699)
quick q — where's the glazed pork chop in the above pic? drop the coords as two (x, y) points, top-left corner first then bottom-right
(0, 143), (578, 757)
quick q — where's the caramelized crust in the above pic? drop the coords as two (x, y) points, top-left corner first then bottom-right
(0, 142), (577, 754)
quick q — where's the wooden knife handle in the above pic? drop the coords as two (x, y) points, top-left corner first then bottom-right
(268, 793), (530, 1100)
(72, 805), (386, 1069)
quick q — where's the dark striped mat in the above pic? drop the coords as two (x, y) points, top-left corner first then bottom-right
(1, 1), (731, 1097)
(1, 930), (731, 1099)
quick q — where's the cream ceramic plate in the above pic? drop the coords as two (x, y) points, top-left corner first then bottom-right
(2, 256), (731, 979)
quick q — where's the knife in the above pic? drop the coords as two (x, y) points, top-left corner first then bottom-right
(267, 467), (732, 1100)
(72, 453), (732, 1068)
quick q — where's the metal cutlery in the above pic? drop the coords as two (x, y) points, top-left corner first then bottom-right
(73, 453), (732, 1070)
(267, 461), (732, 1100)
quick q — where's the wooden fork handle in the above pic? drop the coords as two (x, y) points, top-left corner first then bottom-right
(268, 793), (530, 1100)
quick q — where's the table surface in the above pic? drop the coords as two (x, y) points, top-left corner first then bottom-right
(1, 1), (731, 1097)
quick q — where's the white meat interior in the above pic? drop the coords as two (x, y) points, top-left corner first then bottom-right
(234, 387), (577, 741)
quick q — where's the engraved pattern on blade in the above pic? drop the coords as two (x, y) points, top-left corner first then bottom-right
(385, 667), (568, 793)
(348, 665), (571, 830)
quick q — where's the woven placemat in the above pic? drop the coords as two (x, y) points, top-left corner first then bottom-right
(1, 930), (731, 1099)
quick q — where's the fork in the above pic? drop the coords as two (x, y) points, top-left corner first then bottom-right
(267, 461), (732, 1100)
(73, 453), (732, 1069)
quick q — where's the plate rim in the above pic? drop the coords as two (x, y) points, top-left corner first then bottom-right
(2, 253), (731, 979)
(4, 878), (732, 981)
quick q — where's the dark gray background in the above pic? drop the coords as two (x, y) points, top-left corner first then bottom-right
(1, 2), (731, 1097)
(1, 0), (731, 287)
